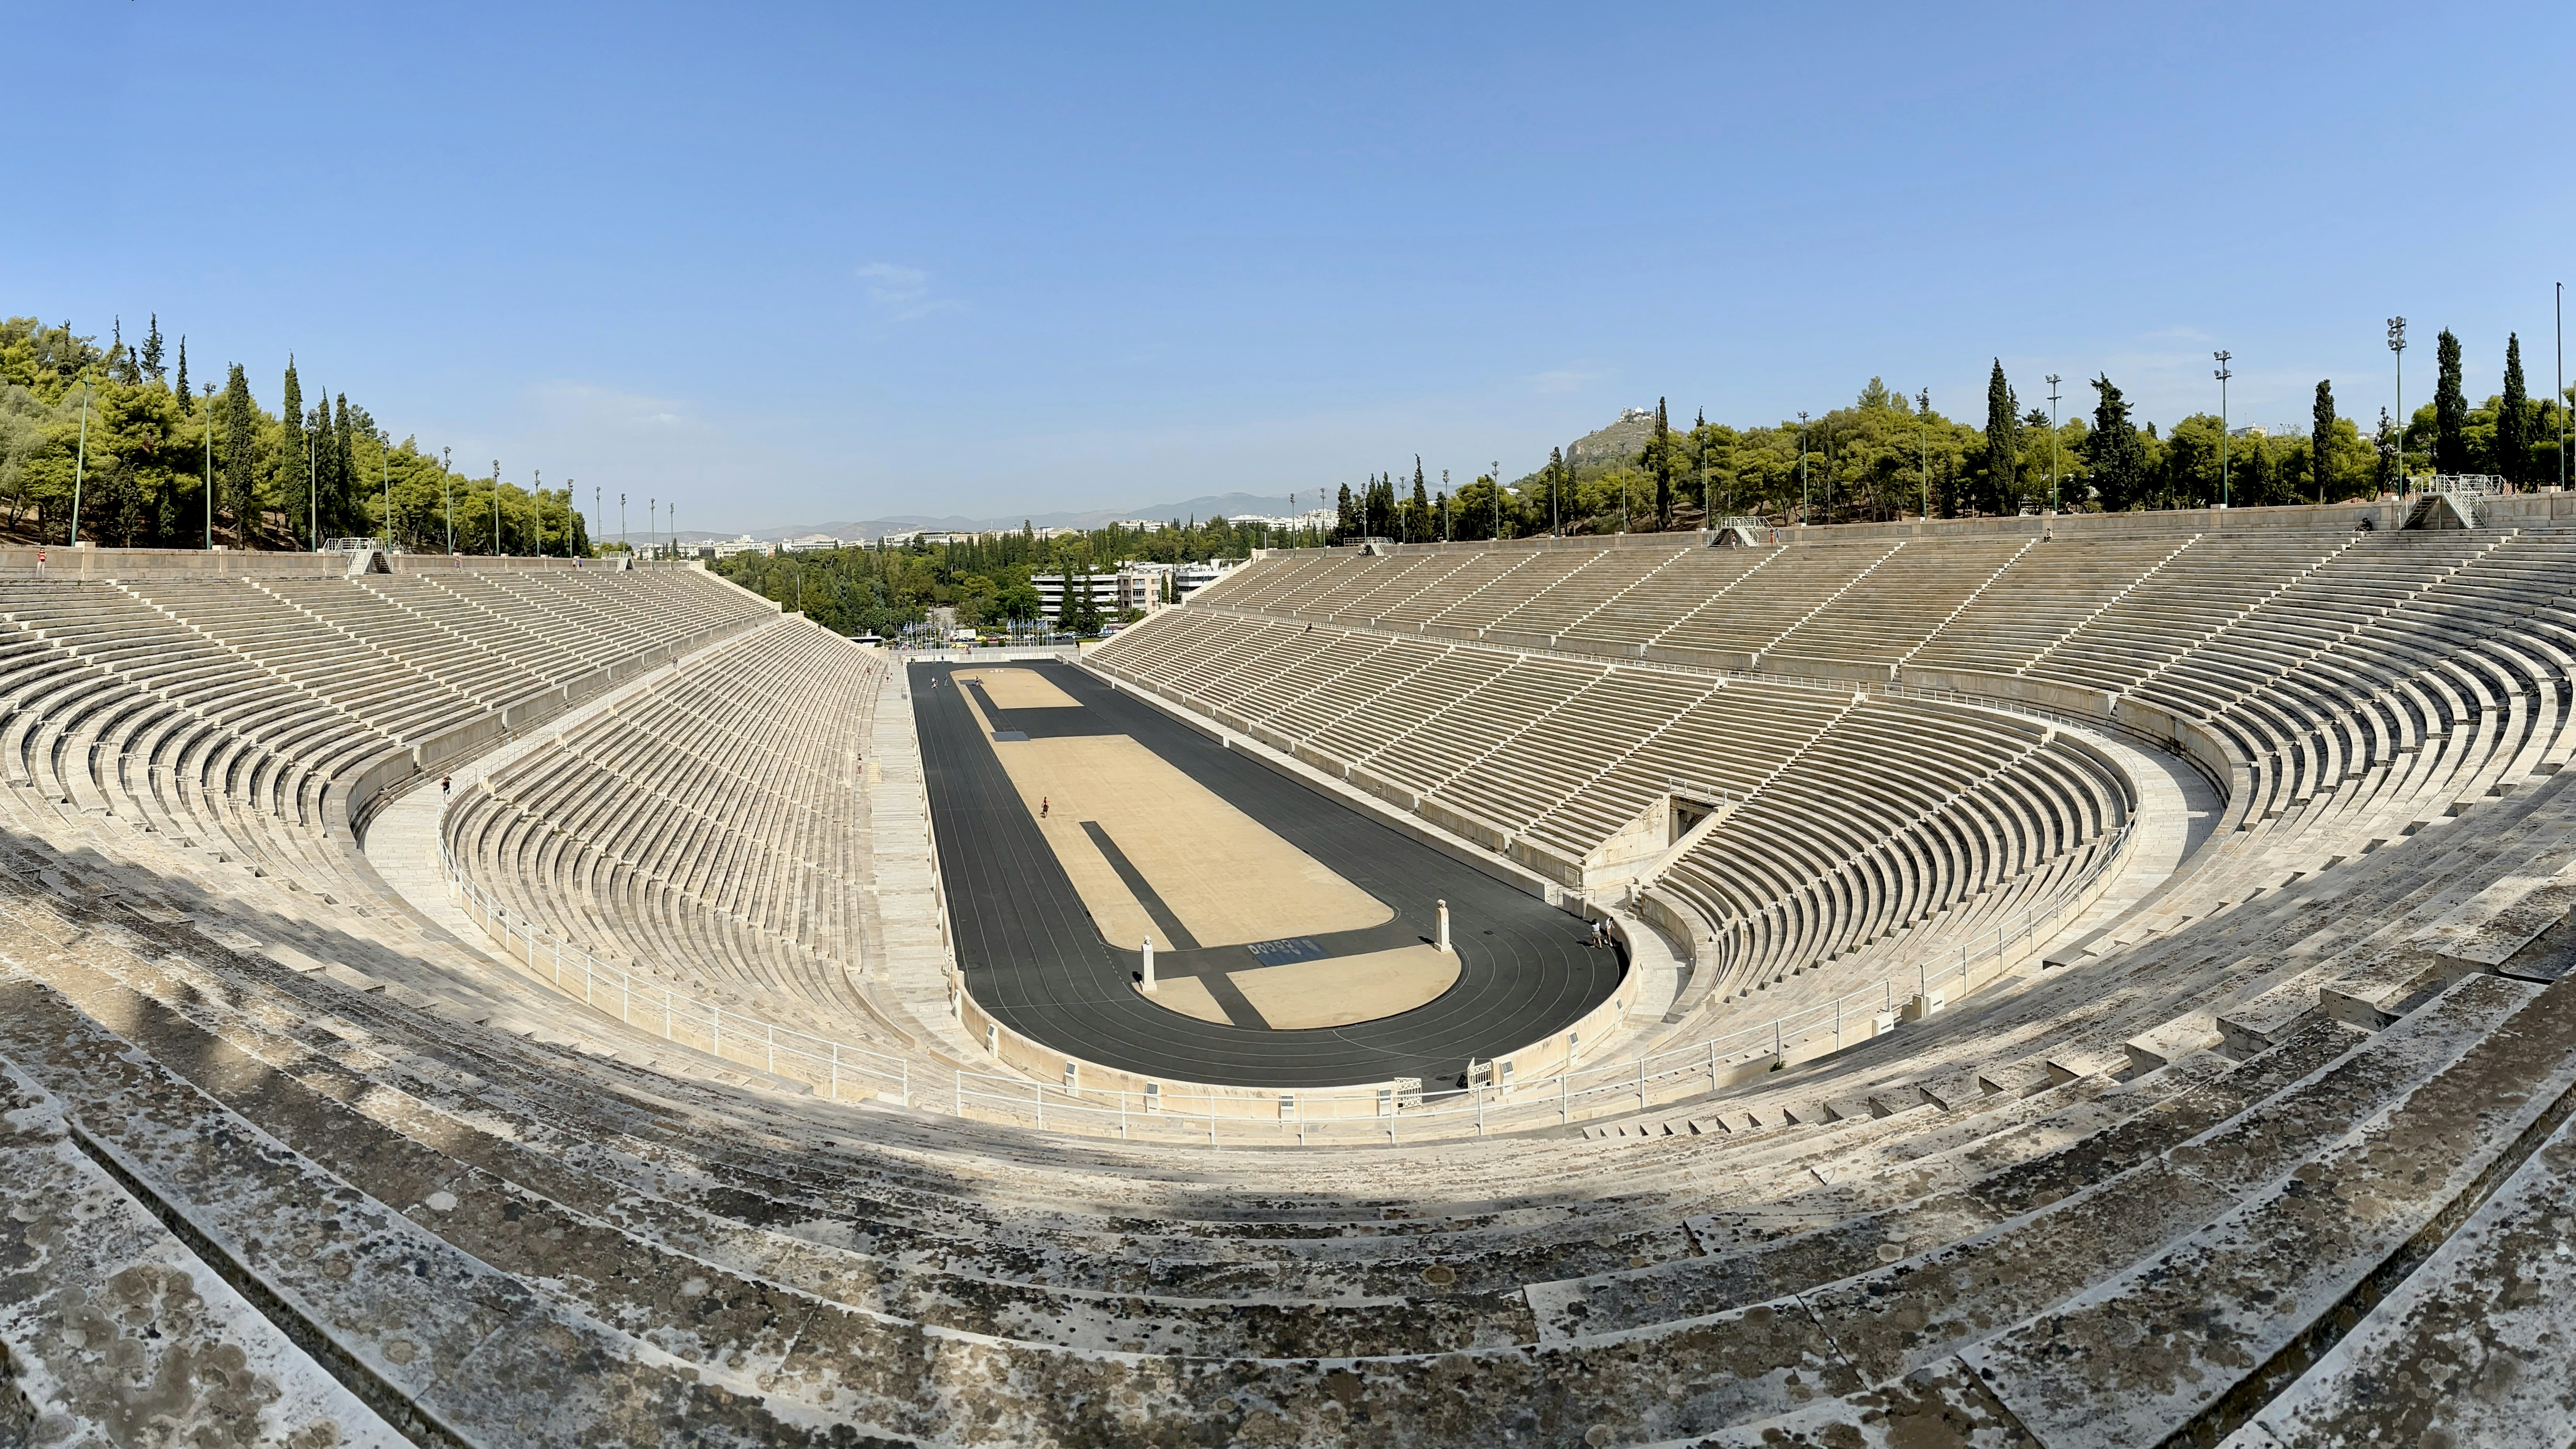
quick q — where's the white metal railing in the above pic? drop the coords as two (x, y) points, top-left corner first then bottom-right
(2427, 474), (2506, 496)
(441, 843), (915, 1107)
(443, 778), (2133, 1143)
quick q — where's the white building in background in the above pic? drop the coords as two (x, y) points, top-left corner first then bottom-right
(1033, 572), (1127, 622)
(1226, 510), (1336, 532)
(1030, 559), (1244, 624)
(780, 533), (846, 553)
(709, 535), (771, 559)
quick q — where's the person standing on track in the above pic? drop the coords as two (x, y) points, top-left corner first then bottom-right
(1041, 796), (1049, 818)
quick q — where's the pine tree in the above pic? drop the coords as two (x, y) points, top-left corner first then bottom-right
(2311, 380), (2336, 504)
(2435, 328), (2468, 475)
(110, 317), (128, 382)
(1983, 360), (2019, 514)
(174, 337), (189, 412)
(220, 365), (259, 546)
(140, 314), (165, 383)
(280, 360), (309, 546)
(2498, 333), (2530, 486)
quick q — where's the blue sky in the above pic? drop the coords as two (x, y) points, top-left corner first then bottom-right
(12, 3), (2571, 530)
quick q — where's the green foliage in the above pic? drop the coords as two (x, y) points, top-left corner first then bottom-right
(220, 365), (258, 545)
(2434, 328), (2468, 474)
(280, 361), (309, 545)
(2311, 381), (2335, 504)
(1983, 360), (2019, 514)
(2086, 375), (2149, 511)
(2498, 334), (2530, 485)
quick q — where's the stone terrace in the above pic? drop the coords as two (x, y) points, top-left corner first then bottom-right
(4, 525), (2576, 1443)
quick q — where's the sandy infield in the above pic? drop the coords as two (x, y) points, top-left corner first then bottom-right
(957, 677), (1390, 951)
(1145, 945), (1462, 1029)
(957, 667), (1083, 709)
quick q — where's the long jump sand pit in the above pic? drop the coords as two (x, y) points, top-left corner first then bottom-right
(1149, 944), (1462, 1029)
(959, 667), (1083, 709)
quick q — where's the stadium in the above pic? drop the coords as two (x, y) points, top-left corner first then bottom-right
(6, 484), (2574, 1446)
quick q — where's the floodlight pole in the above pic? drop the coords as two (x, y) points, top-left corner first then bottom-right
(442, 447), (453, 553)
(2558, 284), (2565, 494)
(2388, 318), (2408, 493)
(1798, 412), (1811, 525)
(2046, 375), (2062, 514)
(202, 383), (215, 548)
(493, 462), (504, 555)
(2213, 352), (2234, 508)
(68, 368), (92, 547)
(308, 430), (317, 551)
(382, 446), (393, 552)
(1917, 389), (1932, 519)
(1493, 461), (1502, 540)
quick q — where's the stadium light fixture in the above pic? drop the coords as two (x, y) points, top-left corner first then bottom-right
(442, 447), (453, 554)
(2387, 318), (2407, 493)
(1798, 412), (1811, 526)
(2213, 352), (2233, 509)
(2046, 375), (2062, 514)
(68, 366), (92, 547)
(203, 382), (215, 549)
(1917, 389), (1931, 519)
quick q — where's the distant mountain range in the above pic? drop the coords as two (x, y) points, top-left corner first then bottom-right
(601, 492), (1324, 545)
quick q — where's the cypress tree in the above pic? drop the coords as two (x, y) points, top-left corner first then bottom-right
(174, 337), (189, 413)
(2084, 374), (2147, 511)
(2499, 333), (2530, 486)
(310, 399), (337, 537)
(140, 314), (165, 383)
(2375, 408), (2399, 494)
(1410, 457), (1428, 542)
(1336, 482), (1355, 540)
(2311, 380), (2336, 504)
(280, 360), (308, 546)
(1652, 396), (1671, 526)
(1983, 360), (2018, 514)
(219, 365), (259, 546)
(2434, 328), (2468, 475)
(1548, 446), (1566, 532)
(333, 394), (356, 535)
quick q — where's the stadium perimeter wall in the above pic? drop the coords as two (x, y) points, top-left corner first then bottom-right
(1256, 491), (2576, 559)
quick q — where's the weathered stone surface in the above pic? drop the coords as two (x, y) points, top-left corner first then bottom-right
(1964, 975), (2576, 1446)
(0, 1056), (402, 1448)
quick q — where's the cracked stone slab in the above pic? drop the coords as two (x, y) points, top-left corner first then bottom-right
(1962, 975), (2576, 1447)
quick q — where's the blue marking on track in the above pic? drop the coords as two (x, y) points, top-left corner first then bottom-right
(1246, 936), (1328, 966)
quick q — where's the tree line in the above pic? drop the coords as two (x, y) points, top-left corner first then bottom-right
(715, 515), (1308, 636)
(1, 314), (589, 554)
(1331, 341), (2571, 542)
